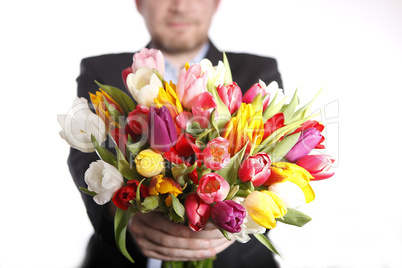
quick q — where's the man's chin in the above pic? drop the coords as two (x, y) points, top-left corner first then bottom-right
(153, 38), (206, 54)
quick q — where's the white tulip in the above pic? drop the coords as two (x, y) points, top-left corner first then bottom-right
(58, 97), (107, 153)
(200, 59), (226, 87)
(84, 160), (124, 205)
(126, 66), (163, 107)
(232, 197), (266, 243)
(269, 181), (306, 209)
(262, 80), (284, 105)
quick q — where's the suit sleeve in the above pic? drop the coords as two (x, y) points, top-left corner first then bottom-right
(67, 57), (116, 245)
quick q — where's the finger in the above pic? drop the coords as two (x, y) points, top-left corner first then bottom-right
(130, 213), (225, 250)
(214, 238), (236, 255)
(137, 212), (193, 238)
(138, 238), (216, 261)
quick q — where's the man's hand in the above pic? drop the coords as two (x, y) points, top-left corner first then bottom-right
(128, 211), (234, 262)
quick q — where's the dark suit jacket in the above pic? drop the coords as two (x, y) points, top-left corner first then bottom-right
(68, 41), (282, 268)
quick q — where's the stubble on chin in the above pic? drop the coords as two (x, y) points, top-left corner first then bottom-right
(151, 32), (208, 55)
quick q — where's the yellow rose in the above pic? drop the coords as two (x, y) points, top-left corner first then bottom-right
(135, 149), (164, 177)
(245, 190), (287, 229)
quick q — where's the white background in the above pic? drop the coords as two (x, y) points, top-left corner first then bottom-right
(1, 0), (402, 267)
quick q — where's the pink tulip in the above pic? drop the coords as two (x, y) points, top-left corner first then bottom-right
(243, 82), (270, 110)
(203, 137), (230, 171)
(296, 154), (335, 180)
(197, 173), (230, 204)
(185, 193), (211, 231)
(176, 64), (208, 109)
(132, 48), (165, 77)
(192, 92), (217, 129)
(217, 82), (242, 114)
(238, 152), (272, 187)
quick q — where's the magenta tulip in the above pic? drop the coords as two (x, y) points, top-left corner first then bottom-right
(185, 193), (211, 231)
(176, 64), (208, 109)
(296, 154), (335, 180)
(238, 152), (272, 187)
(285, 127), (323, 163)
(203, 137), (230, 171)
(147, 106), (177, 152)
(197, 173), (230, 204)
(211, 200), (246, 233)
(217, 82), (242, 114)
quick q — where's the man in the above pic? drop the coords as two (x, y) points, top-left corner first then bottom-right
(69, 0), (283, 267)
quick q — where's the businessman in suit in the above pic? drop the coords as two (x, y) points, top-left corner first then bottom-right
(69, 0), (283, 267)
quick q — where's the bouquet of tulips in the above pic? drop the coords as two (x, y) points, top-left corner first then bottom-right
(58, 48), (335, 267)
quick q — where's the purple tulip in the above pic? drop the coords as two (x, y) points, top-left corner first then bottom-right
(285, 127), (323, 163)
(211, 200), (246, 233)
(147, 106), (177, 152)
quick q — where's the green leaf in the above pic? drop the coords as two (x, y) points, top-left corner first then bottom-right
(142, 196), (161, 211)
(114, 206), (138, 263)
(280, 89), (299, 124)
(254, 114), (317, 154)
(225, 185), (239, 200)
(253, 234), (281, 256)
(263, 92), (287, 123)
(171, 162), (195, 187)
(79, 187), (97, 197)
(207, 82), (231, 131)
(217, 228), (232, 241)
(250, 93), (263, 114)
(171, 194), (185, 221)
(216, 142), (248, 186)
(277, 208), (312, 227)
(186, 121), (203, 136)
(102, 95), (123, 118)
(222, 52), (233, 85)
(286, 88), (323, 125)
(116, 146), (140, 180)
(135, 178), (146, 211)
(95, 80), (136, 115)
(126, 139), (149, 156)
(266, 132), (301, 162)
(91, 134), (117, 167)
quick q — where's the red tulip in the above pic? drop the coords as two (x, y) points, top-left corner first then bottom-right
(112, 180), (149, 210)
(238, 152), (272, 187)
(296, 154), (335, 180)
(262, 113), (285, 141)
(127, 105), (149, 135)
(185, 193), (211, 231)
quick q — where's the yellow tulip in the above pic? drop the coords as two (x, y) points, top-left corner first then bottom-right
(135, 149), (164, 178)
(89, 89), (123, 126)
(264, 162), (315, 203)
(245, 190), (287, 229)
(221, 103), (264, 156)
(148, 175), (182, 207)
(154, 81), (183, 116)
